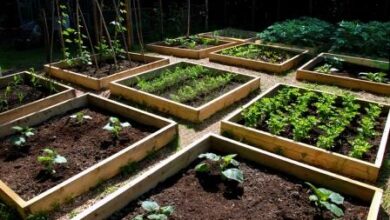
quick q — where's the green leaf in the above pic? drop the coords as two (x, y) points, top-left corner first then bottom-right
(222, 154), (239, 166)
(12, 126), (23, 132)
(222, 168), (244, 183)
(194, 163), (209, 173)
(54, 155), (67, 164)
(147, 214), (167, 220)
(65, 39), (72, 43)
(317, 188), (332, 201)
(160, 206), (174, 216)
(141, 201), (159, 212)
(11, 136), (26, 146)
(329, 192), (344, 205)
(309, 195), (318, 202)
(133, 215), (144, 220)
(121, 122), (131, 127)
(198, 153), (220, 161)
(320, 201), (344, 217)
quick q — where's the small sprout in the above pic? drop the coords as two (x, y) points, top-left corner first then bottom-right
(133, 201), (174, 220)
(306, 182), (344, 217)
(37, 148), (67, 174)
(17, 92), (25, 104)
(10, 126), (35, 148)
(70, 111), (92, 124)
(195, 153), (244, 183)
(103, 117), (131, 139)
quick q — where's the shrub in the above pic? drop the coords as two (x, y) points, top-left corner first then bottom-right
(258, 17), (334, 49)
(331, 21), (390, 58)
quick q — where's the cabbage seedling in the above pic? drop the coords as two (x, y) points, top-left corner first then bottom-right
(103, 117), (131, 139)
(70, 111), (92, 124)
(37, 148), (67, 174)
(306, 182), (344, 217)
(10, 126), (35, 148)
(195, 153), (244, 183)
(133, 201), (174, 220)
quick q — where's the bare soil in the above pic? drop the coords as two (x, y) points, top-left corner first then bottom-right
(109, 157), (369, 220)
(0, 83), (54, 113)
(66, 57), (147, 78)
(0, 108), (156, 200)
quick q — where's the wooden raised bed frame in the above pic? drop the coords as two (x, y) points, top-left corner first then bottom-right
(199, 29), (258, 43)
(44, 52), (169, 91)
(109, 62), (260, 123)
(75, 134), (382, 220)
(221, 83), (390, 183)
(0, 94), (177, 218)
(146, 38), (237, 59)
(209, 43), (308, 74)
(0, 71), (75, 125)
(297, 53), (390, 96)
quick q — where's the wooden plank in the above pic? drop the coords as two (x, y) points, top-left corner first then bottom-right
(198, 30), (258, 43)
(210, 43), (308, 73)
(0, 71), (75, 125)
(44, 53), (169, 91)
(296, 53), (390, 96)
(221, 83), (390, 182)
(146, 38), (237, 59)
(109, 61), (260, 122)
(0, 94), (177, 217)
(75, 134), (382, 220)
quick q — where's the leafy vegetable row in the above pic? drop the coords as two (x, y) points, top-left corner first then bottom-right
(242, 87), (384, 159)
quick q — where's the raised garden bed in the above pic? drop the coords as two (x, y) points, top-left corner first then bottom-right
(109, 62), (260, 122)
(0, 94), (177, 217)
(221, 83), (390, 182)
(146, 35), (236, 59)
(210, 43), (308, 73)
(0, 71), (75, 125)
(44, 52), (169, 91)
(199, 28), (258, 43)
(76, 134), (382, 220)
(297, 53), (390, 96)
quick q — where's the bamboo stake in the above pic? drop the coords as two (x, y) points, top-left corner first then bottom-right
(55, 0), (66, 60)
(132, 0), (145, 56)
(187, 0), (191, 37)
(125, 0), (133, 49)
(112, 0), (132, 62)
(77, 0), (99, 70)
(41, 9), (50, 62)
(94, 0), (119, 68)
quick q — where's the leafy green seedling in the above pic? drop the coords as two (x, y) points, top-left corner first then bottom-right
(10, 126), (35, 148)
(37, 148), (67, 174)
(359, 72), (388, 83)
(306, 182), (344, 217)
(133, 201), (174, 220)
(70, 111), (92, 124)
(103, 117), (131, 139)
(195, 153), (244, 183)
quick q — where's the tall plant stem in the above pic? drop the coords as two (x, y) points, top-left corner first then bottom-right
(55, 0), (66, 60)
(132, 0), (144, 57)
(112, 0), (132, 62)
(94, 0), (118, 68)
(77, 0), (99, 70)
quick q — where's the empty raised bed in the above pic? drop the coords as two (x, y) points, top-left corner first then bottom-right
(0, 71), (75, 125)
(109, 62), (260, 122)
(76, 134), (382, 220)
(146, 35), (236, 59)
(0, 94), (177, 217)
(210, 43), (307, 73)
(199, 28), (258, 43)
(221, 84), (390, 182)
(44, 53), (169, 90)
(297, 53), (390, 96)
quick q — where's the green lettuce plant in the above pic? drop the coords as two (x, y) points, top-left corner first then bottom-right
(133, 201), (174, 220)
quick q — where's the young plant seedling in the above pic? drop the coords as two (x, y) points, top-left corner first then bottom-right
(10, 126), (35, 148)
(306, 182), (344, 218)
(133, 201), (174, 220)
(70, 111), (92, 124)
(103, 117), (131, 139)
(37, 148), (67, 175)
(195, 153), (244, 183)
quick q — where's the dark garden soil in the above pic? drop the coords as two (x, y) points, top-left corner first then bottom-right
(239, 101), (387, 163)
(0, 83), (54, 113)
(109, 157), (369, 220)
(0, 108), (156, 200)
(65, 57), (147, 78)
(313, 60), (389, 83)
